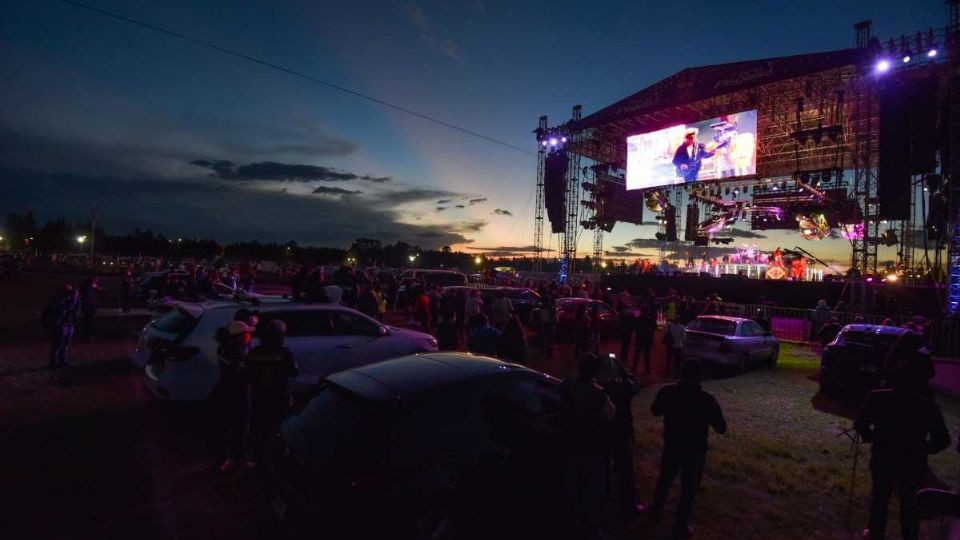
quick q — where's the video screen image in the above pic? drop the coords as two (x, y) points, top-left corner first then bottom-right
(626, 110), (758, 190)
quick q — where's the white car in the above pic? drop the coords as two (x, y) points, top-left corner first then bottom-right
(132, 301), (438, 400)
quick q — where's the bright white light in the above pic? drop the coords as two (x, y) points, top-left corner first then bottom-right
(474, 256), (482, 265)
(928, 49), (938, 58)
(886, 273), (899, 282)
(542, 141), (548, 147)
(902, 55), (911, 63)
(549, 138), (558, 146)
(76, 235), (87, 244)
(875, 59), (891, 73)
(561, 137), (568, 143)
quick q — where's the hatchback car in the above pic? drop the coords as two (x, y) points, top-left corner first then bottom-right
(682, 315), (779, 371)
(132, 301), (438, 400)
(819, 324), (916, 397)
(271, 353), (569, 540)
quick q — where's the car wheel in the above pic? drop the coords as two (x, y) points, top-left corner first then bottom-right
(737, 353), (749, 373)
(768, 346), (779, 367)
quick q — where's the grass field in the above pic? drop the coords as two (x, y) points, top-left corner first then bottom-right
(619, 343), (960, 540)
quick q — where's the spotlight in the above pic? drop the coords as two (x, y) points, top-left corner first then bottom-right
(928, 49), (938, 58)
(875, 59), (891, 73)
(561, 137), (568, 143)
(541, 141), (548, 147)
(549, 138), (558, 146)
(902, 55), (911, 63)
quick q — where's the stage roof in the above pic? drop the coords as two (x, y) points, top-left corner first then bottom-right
(572, 48), (868, 132)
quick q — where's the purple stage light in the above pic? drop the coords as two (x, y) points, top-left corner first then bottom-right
(561, 137), (568, 143)
(902, 55), (911, 63)
(542, 141), (548, 147)
(928, 49), (938, 58)
(549, 138), (558, 146)
(875, 59), (891, 73)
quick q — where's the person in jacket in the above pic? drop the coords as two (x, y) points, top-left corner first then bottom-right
(811, 299), (832, 339)
(633, 306), (657, 374)
(499, 313), (527, 364)
(596, 353), (644, 516)
(213, 313), (256, 473)
(855, 361), (950, 540)
(246, 320), (299, 467)
(44, 283), (80, 369)
(469, 313), (502, 357)
(649, 361), (727, 539)
(79, 275), (100, 339)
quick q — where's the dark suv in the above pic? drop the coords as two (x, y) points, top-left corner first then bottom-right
(271, 353), (570, 540)
(819, 324), (914, 398)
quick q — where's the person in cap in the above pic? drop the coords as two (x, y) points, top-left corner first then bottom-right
(212, 309), (257, 473)
(43, 283), (81, 369)
(672, 129), (716, 183)
(246, 319), (299, 467)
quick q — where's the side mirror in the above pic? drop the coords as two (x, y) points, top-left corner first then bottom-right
(378, 326), (389, 336)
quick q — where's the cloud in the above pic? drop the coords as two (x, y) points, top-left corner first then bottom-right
(465, 245), (553, 257)
(0, 165), (475, 249)
(624, 238), (667, 249)
(403, 3), (430, 30)
(190, 160), (392, 183)
(455, 204), (465, 208)
(468, 197), (487, 205)
(437, 199), (452, 204)
(436, 206), (447, 212)
(493, 208), (513, 216)
(313, 186), (362, 195)
(726, 228), (766, 239)
(369, 188), (465, 205)
(456, 220), (488, 233)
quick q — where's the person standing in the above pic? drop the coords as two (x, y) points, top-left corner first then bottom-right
(357, 283), (379, 319)
(436, 314), (460, 351)
(572, 304), (592, 362)
(246, 320), (299, 467)
(539, 293), (557, 359)
(213, 313), (256, 473)
(663, 318), (686, 378)
(618, 302), (635, 363)
(649, 361), (727, 539)
(79, 275), (100, 339)
(43, 284), (80, 369)
(811, 299), (831, 340)
(596, 353), (644, 517)
(465, 289), (484, 336)
(468, 313), (502, 357)
(499, 314), (527, 364)
(855, 361), (949, 540)
(491, 294), (514, 330)
(121, 267), (135, 314)
(633, 307), (657, 374)
(559, 353), (616, 539)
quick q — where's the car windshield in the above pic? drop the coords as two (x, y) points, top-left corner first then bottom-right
(688, 318), (737, 336)
(282, 385), (383, 468)
(151, 308), (198, 336)
(840, 331), (900, 350)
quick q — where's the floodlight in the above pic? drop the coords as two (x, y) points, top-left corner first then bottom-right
(875, 59), (891, 73)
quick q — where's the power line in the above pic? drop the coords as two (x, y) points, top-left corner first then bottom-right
(57, 0), (535, 156)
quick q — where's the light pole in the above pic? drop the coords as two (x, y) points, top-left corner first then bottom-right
(76, 235), (87, 255)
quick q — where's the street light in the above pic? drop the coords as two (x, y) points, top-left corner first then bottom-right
(474, 256), (483, 265)
(76, 235), (87, 245)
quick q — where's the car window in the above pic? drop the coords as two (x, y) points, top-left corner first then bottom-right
(330, 311), (380, 336)
(740, 321), (763, 337)
(151, 308), (198, 335)
(688, 318), (737, 335)
(261, 310), (335, 337)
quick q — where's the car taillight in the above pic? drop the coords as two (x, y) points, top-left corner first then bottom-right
(718, 341), (733, 353)
(162, 346), (200, 362)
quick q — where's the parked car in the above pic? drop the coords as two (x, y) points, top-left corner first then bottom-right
(132, 301), (438, 400)
(819, 324), (915, 397)
(398, 269), (468, 287)
(136, 271), (192, 301)
(552, 297), (622, 338)
(271, 353), (569, 539)
(441, 286), (542, 327)
(682, 315), (778, 372)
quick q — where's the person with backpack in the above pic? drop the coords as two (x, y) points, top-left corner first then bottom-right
(43, 283), (81, 369)
(246, 320), (299, 467)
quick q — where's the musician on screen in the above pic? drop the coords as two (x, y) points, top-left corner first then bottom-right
(672, 128), (716, 183)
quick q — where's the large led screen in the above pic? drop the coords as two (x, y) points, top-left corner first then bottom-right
(626, 110), (758, 190)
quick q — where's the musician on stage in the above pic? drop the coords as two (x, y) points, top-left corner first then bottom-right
(672, 129), (716, 183)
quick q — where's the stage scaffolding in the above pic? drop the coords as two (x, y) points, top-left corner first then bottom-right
(533, 115), (547, 273)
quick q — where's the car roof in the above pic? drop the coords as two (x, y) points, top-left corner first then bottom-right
(840, 324), (911, 335)
(694, 315), (748, 323)
(330, 353), (535, 402)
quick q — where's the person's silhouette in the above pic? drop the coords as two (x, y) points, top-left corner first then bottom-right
(855, 362), (949, 540)
(648, 361), (726, 538)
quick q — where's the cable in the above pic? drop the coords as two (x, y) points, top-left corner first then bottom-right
(56, 0), (535, 156)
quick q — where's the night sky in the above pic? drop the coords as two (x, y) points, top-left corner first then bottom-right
(0, 0), (947, 265)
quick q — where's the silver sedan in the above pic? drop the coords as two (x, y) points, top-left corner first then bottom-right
(681, 315), (779, 372)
